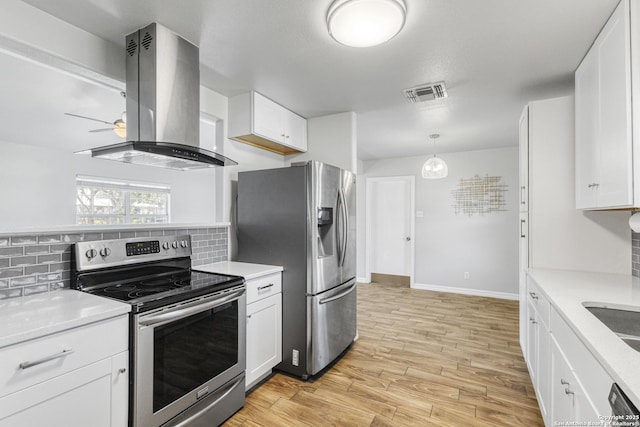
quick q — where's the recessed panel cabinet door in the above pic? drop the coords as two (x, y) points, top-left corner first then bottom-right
(519, 107), (529, 212)
(253, 92), (285, 143)
(286, 112), (308, 152)
(519, 213), (529, 353)
(550, 337), (600, 424)
(246, 293), (282, 389)
(575, 0), (633, 209)
(575, 48), (599, 209)
(596, 0), (633, 208)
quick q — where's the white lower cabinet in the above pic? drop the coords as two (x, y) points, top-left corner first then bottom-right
(550, 337), (599, 424)
(525, 276), (613, 426)
(0, 315), (129, 427)
(245, 272), (282, 390)
(526, 283), (551, 424)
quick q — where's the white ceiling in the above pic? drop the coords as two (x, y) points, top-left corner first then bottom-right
(9, 0), (619, 160)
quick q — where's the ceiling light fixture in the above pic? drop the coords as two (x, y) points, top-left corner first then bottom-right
(422, 134), (448, 179)
(327, 0), (407, 48)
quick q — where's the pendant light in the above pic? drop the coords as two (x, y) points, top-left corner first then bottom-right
(327, 0), (407, 48)
(422, 134), (448, 179)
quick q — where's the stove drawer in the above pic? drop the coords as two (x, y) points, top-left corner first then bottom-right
(0, 315), (128, 397)
(246, 272), (282, 305)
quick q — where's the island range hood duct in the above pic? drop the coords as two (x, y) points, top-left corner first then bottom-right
(81, 23), (237, 170)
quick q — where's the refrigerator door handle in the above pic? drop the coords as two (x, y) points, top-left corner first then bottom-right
(338, 188), (348, 267)
(319, 283), (357, 305)
(336, 190), (343, 265)
(341, 186), (349, 267)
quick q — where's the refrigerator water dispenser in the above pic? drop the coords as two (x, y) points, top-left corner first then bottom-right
(317, 207), (334, 258)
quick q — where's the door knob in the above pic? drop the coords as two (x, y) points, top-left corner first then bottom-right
(406, 237), (411, 241)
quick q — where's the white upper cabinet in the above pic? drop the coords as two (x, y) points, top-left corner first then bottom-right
(228, 91), (308, 155)
(575, 0), (635, 209)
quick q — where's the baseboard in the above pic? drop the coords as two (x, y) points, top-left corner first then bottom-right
(411, 283), (519, 300)
(357, 276), (369, 284)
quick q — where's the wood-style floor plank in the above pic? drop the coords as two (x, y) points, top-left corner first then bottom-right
(224, 283), (543, 426)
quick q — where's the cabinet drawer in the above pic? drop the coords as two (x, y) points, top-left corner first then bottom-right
(527, 278), (550, 327)
(246, 273), (282, 304)
(0, 315), (128, 397)
(550, 307), (612, 415)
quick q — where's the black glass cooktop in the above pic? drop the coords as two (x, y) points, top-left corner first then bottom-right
(73, 258), (243, 313)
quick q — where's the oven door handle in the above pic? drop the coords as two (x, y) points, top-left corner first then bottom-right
(139, 289), (245, 327)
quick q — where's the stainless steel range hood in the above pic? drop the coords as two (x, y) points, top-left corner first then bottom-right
(81, 23), (237, 170)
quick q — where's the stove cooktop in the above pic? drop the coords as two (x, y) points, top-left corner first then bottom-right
(78, 268), (243, 313)
(73, 235), (245, 313)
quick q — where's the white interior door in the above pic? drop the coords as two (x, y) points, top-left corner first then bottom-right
(366, 176), (414, 284)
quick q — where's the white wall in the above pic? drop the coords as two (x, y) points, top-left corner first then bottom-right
(359, 147), (519, 297)
(286, 112), (357, 173)
(0, 8), (286, 233)
(0, 87), (285, 232)
(0, 140), (218, 229)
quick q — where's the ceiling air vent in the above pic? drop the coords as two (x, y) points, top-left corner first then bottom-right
(403, 82), (448, 103)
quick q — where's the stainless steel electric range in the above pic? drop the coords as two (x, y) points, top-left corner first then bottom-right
(73, 235), (246, 427)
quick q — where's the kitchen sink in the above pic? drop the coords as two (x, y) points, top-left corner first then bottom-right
(584, 305), (640, 352)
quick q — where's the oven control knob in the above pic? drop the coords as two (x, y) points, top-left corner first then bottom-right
(180, 240), (188, 248)
(162, 242), (170, 250)
(86, 249), (98, 259)
(99, 248), (111, 257)
(172, 241), (179, 249)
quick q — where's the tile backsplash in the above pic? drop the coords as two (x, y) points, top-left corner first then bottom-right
(633, 232), (640, 277)
(0, 226), (228, 300)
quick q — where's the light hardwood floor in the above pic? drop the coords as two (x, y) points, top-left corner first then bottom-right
(224, 283), (543, 426)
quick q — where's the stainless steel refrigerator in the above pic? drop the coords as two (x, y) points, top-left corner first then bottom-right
(237, 161), (356, 379)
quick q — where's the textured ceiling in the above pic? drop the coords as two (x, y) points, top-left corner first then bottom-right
(12, 0), (619, 159)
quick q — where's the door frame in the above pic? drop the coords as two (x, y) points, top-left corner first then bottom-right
(365, 176), (415, 285)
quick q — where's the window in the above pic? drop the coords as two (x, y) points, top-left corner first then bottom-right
(76, 176), (170, 225)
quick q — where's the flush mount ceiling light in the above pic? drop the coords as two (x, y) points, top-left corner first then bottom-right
(327, 0), (407, 48)
(422, 134), (448, 179)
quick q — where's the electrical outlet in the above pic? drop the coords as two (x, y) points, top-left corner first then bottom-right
(464, 272), (470, 280)
(292, 349), (299, 366)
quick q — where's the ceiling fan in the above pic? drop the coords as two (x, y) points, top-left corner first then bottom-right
(65, 111), (127, 138)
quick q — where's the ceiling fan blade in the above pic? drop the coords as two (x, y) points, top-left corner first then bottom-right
(89, 128), (115, 133)
(64, 112), (114, 125)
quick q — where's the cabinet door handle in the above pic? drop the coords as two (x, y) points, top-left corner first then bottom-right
(257, 283), (274, 291)
(565, 388), (574, 395)
(529, 317), (537, 324)
(588, 183), (600, 189)
(520, 219), (526, 238)
(19, 349), (74, 370)
(560, 378), (569, 385)
(521, 186), (526, 204)
(529, 292), (538, 300)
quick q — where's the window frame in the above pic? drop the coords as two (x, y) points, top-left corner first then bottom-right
(76, 175), (171, 225)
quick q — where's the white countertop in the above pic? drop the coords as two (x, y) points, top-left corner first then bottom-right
(0, 290), (131, 349)
(194, 261), (283, 280)
(528, 268), (640, 408)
